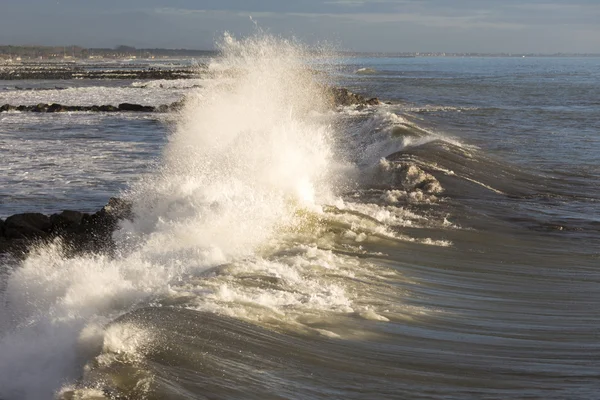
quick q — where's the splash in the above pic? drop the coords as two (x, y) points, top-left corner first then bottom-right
(0, 33), (336, 399)
(124, 32), (335, 259)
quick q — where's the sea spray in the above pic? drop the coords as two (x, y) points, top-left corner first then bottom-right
(123, 33), (336, 258)
(0, 33), (338, 399)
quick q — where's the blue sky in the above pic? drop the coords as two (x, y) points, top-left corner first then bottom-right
(1, 0), (598, 53)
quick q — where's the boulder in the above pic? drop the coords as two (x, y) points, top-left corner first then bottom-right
(326, 87), (380, 107)
(31, 103), (49, 112)
(77, 197), (133, 253)
(0, 104), (16, 112)
(0, 198), (134, 257)
(3, 213), (51, 239)
(49, 210), (85, 232)
(47, 103), (65, 113)
(99, 105), (118, 112)
(118, 103), (155, 112)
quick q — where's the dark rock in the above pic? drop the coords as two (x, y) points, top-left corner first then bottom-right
(118, 103), (155, 112)
(31, 103), (49, 112)
(0, 198), (134, 257)
(0, 236), (8, 254)
(49, 210), (85, 232)
(3, 213), (51, 239)
(47, 103), (64, 113)
(78, 198), (133, 254)
(0, 236), (28, 255)
(4, 100), (183, 114)
(325, 87), (379, 108)
(99, 105), (118, 112)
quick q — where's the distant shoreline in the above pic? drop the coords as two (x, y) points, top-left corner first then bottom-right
(1, 45), (599, 61)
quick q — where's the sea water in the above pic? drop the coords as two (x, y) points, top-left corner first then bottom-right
(1, 36), (599, 399)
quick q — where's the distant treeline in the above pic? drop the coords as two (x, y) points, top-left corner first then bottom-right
(0, 45), (217, 59)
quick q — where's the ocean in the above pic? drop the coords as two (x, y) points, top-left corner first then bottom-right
(1, 35), (599, 399)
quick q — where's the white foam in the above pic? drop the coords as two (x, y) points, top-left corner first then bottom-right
(0, 33), (346, 399)
(0, 34), (460, 399)
(1, 85), (186, 107)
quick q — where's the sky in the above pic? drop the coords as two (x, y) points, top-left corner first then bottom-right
(0, 0), (598, 53)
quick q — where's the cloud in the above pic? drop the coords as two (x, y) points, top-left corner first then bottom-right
(0, 0), (598, 52)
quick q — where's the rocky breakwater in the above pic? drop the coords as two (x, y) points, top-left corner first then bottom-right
(0, 88), (379, 115)
(0, 100), (185, 114)
(0, 198), (133, 258)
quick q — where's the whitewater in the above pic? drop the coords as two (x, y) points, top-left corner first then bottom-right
(1, 34), (599, 399)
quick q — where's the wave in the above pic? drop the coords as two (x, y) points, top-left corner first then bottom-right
(0, 32), (350, 399)
(3, 35), (597, 400)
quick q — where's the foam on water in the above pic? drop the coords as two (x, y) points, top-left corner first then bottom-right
(1, 85), (187, 107)
(0, 33), (338, 399)
(0, 34), (462, 399)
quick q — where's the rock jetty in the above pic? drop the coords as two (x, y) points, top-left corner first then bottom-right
(0, 198), (133, 258)
(0, 101), (185, 114)
(0, 88), (379, 115)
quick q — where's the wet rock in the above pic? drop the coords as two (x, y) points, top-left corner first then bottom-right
(0, 104), (16, 112)
(3, 213), (52, 239)
(326, 87), (380, 107)
(118, 103), (155, 112)
(49, 210), (85, 233)
(0, 198), (134, 257)
(31, 103), (49, 112)
(47, 103), (65, 112)
(99, 104), (118, 112)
